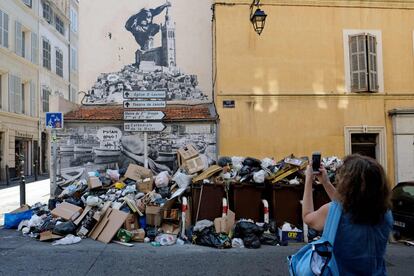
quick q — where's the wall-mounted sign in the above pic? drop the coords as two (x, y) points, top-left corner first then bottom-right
(124, 122), (166, 132)
(123, 91), (166, 99)
(124, 101), (166, 109)
(124, 111), (166, 121)
(223, 100), (235, 108)
(46, 112), (64, 129)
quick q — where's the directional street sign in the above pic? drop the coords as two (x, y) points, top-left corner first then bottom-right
(123, 90), (166, 99)
(46, 112), (64, 129)
(124, 122), (166, 132)
(124, 111), (166, 121)
(124, 100), (166, 109)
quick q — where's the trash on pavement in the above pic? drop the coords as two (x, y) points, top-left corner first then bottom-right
(52, 234), (82, 246)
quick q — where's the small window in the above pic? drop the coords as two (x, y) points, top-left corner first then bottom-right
(349, 33), (379, 92)
(42, 1), (53, 23)
(42, 88), (50, 112)
(56, 48), (63, 77)
(55, 15), (64, 35)
(42, 38), (51, 70)
(22, 0), (32, 8)
(0, 10), (9, 48)
(351, 133), (378, 160)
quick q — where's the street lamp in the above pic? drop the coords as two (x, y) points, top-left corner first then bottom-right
(250, 0), (267, 35)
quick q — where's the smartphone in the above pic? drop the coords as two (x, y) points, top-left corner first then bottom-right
(312, 152), (321, 173)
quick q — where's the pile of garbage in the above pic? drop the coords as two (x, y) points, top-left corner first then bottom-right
(3, 145), (342, 248)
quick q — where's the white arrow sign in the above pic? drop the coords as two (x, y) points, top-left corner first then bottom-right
(124, 101), (166, 109)
(123, 90), (166, 99)
(124, 122), (166, 132)
(124, 111), (166, 121)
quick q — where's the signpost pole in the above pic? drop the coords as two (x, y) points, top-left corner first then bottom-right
(51, 129), (57, 197)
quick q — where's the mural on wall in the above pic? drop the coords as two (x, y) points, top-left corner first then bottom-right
(57, 123), (217, 179)
(82, 1), (209, 105)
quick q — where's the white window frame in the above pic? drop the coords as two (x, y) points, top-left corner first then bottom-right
(344, 126), (387, 171)
(343, 30), (384, 93)
(42, 38), (51, 70)
(55, 15), (64, 35)
(23, 0), (32, 8)
(42, 87), (50, 112)
(55, 47), (63, 77)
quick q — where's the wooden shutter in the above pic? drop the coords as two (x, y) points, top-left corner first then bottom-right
(15, 21), (22, 56)
(367, 34), (379, 92)
(30, 81), (36, 117)
(0, 11), (3, 46)
(15, 76), (22, 114)
(31, 32), (38, 64)
(349, 34), (368, 92)
(4, 12), (8, 48)
(8, 75), (15, 113)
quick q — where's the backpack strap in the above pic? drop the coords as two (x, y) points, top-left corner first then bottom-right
(321, 201), (343, 246)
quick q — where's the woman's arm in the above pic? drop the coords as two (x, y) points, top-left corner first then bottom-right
(316, 167), (336, 200)
(302, 164), (330, 232)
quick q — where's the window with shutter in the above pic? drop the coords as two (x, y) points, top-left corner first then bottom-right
(15, 21), (23, 57)
(42, 38), (51, 70)
(348, 33), (379, 93)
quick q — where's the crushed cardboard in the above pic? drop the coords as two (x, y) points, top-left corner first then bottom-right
(51, 202), (83, 221)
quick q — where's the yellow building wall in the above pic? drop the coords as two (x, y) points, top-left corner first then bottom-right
(214, 1), (414, 184)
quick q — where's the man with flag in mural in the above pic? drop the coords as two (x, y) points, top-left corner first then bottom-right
(125, 1), (171, 51)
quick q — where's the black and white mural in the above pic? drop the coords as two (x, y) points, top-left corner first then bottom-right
(81, 1), (210, 105)
(57, 123), (217, 178)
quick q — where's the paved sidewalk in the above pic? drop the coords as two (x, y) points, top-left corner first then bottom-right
(0, 179), (50, 226)
(0, 229), (413, 276)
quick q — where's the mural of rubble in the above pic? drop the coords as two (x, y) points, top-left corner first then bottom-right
(82, 2), (209, 105)
(56, 123), (217, 180)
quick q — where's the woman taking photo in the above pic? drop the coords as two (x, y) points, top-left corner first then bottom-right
(302, 154), (393, 275)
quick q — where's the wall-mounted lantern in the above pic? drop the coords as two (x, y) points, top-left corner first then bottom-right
(250, 0), (267, 35)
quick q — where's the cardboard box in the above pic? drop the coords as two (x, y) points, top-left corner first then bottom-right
(90, 208), (129, 244)
(88, 176), (102, 190)
(213, 210), (235, 234)
(39, 231), (63, 242)
(124, 214), (139, 231)
(177, 144), (199, 166)
(130, 229), (145, 242)
(51, 202), (83, 221)
(161, 223), (180, 235)
(124, 164), (154, 193)
(146, 205), (162, 226)
(185, 156), (205, 174)
(10, 205), (30, 214)
(163, 209), (179, 220)
(73, 206), (92, 226)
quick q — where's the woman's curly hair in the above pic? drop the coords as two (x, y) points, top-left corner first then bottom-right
(335, 154), (392, 225)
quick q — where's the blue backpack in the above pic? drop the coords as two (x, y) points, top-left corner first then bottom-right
(288, 201), (342, 276)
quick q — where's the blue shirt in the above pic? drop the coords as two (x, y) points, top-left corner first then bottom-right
(333, 207), (393, 275)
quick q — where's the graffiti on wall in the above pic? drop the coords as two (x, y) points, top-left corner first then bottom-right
(82, 2), (209, 105)
(57, 123), (217, 179)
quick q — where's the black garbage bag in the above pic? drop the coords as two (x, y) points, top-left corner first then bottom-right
(38, 216), (57, 233)
(65, 197), (84, 208)
(234, 221), (264, 249)
(242, 157), (262, 168)
(53, 221), (77, 236)
(192, 226), (232, 249)
(145, 226), (158, 241)
(260, 232), (280, 246)
(217, 156), (232, 167)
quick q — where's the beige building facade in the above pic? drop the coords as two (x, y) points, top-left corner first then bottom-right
(0, 0), (79, 180)
(213, 0), (414, 185)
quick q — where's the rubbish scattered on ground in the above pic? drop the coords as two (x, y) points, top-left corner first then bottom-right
(3, 151), (347, 251)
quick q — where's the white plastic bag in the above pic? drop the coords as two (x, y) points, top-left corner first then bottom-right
(261, 158), (275, 169)
(52, 234), (82, 246)
(155, 171), (170, 188)
(106, 169), (120, 181)
(172, 170), (193, 189)
(155, 234), (176, 246)
(253, 170), (267, 184)
(232, 238), (245, 248)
